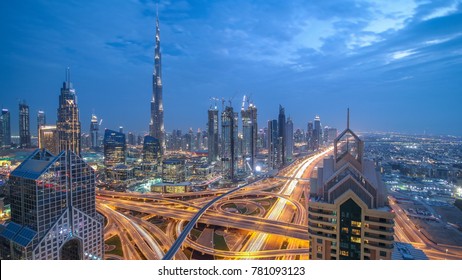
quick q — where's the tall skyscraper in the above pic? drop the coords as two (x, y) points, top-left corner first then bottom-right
(0, 109), (11, 148)
(267, 119), (278, 170)
(221, 106), (238, 180)
(285, 117), (294, 161)
(308, 110), (394, 260)
(37, 110), (46, 135)
(103, 129), (126, 167)
(19, 101), (31, 148)
(142, 135), (160, 165)
(307, 121), (314, 150)
(90, 114), (99, 149)
(313, 115), (323, 150)
(149, 13), (165, 154)
(0, 149), (104, 260)
(241, 98), (258, 173)
(207, 106), (219, 163)
(278, 105), (286, 166)
(56, 68), (81, 155)
(38, 125), (59, 155)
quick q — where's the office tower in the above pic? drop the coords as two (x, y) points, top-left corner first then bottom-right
(308, 110), (394, 260)
(38, 125), (59, 155)
(326, 127), (338, 144)
(285, 117), (294, 161)
(37, 111), (46, 135)
(143, 135), (160, 164)
(207, 106), (219, 163)
(196, 129), (202, 150)
(162, 159), (186, 183)
(0, 149), (104, 260)
(0, 109), (11, 148)
(56, 68), (81, 155)
(307, 121), (313, 150)
(128, 132), (136, 146)
(187, 128), (194, 151)
(294, 128), (304, 144)
(149, 13), (165, 154)
(90, 114), (99, 149)
(277, 105), (286, 166)
(313, 115), (322, 150)
(119, 126), (123, 134)
(241, 98), (258, 173)
(267, 119), (278, 170)
(221, 106), (238, 180)
(19, 101), (31, 148)
(103, 129), (126, 167)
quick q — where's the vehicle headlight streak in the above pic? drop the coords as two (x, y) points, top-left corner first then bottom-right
(244, 147), (333, 255)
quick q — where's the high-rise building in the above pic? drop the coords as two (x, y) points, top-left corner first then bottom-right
(285, 117), (294, 161)
(278, 105), (286, 166)
(149, 13), (165, 154)
(37, 110), (46, 135)
(241, 98), (258, 173)
(307, 121), (314, 149)
(56, 68), (81, 155)
(0, 109), (11, 148)
(325, 127), (338, 144)
(196, 129), (202, 150)
(128, 132), (136, 146)
(0, 149), (104, 260)
(308, 110), (394, 260)
(207, 106), (219, 163)
(103, 129), (126, 167)
(19, 101), (31, 148)
(90, 114), (99, 149)
(313, 115), (323, 150)
(162, 159), (186, 184)
(267, 119), (278, 170)
(143, 135), (160, 164)
(221, 106), (238, 180)
(38, 125), (59, 155)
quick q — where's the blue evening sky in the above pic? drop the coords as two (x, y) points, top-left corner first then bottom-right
(1, 0), (461, 136)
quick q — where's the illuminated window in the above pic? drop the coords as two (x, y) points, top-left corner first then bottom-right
(351, 229), (361, 236)
(351, 221), (362, 227)
(351, 237), (361, 243)
(341, 227), (349, 233)
(340, 250), (349, 257)
(317, 245), (322, 252)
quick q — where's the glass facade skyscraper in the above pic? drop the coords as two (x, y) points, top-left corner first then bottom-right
(207, 107), (219, 163)
(221, 106), (238, 180)
(56, 68), (81, 155)
(19, 101), (31, 148)
(0, 109), (11, 148)
(90, 114), (99, 149)
(0, 149), (103, 260)
(143, 135), (160, 164)
(37, 110), (46, 135)
(103, 129), (126, 167)
(241, 99), (257, 173)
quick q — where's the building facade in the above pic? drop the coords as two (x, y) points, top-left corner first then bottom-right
(103, 129), (126, 167)
(37, 110), (46, 135)
(38, 125), (59, 155)
(221, 106), (238, 180)
(267, 119), (278, 170)
(19, 101), (31, 148)
(207, 107), (219, 163)
(149, 14), (166, 154)
(285, 117), (294, 161)
(0, 109), (11, 148)
(0, 149), (103, 260)
(56, 68), (81, 155)
(241, 99), (257, 173)
(90, 114), (99, 149)
(308, 111), (394, 260)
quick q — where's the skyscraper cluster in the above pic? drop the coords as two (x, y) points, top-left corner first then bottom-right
(267, 105), (293, 170)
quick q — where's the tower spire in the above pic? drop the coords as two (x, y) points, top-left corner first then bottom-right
(347, 108), (350, 129)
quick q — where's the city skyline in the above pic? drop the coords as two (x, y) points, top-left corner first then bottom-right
(1, 0), (462, 137)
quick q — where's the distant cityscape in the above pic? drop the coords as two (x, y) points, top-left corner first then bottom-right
(1, 9), (461, 261)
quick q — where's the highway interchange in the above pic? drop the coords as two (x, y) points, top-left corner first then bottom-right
(96, 146), (462, 260)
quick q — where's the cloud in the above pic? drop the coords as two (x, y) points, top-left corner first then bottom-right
(422, 1), (461, 20)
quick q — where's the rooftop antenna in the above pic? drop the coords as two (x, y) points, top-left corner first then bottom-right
(347, 108), (350, 129)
